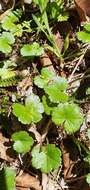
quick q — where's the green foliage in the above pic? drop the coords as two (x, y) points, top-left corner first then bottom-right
(31, 144), (62, 173)
(32, 0), (62, 59)
(12, 93), (44, 124)
(34, 68), (55, 88)
(0, 32), (15, 53)
(34, 68), (83, 134)
(52, 103), (83, 134)
(44, 76), (68, 103)
(42, 95), (55, 115)
(0, 167), (15, 190)
(20, 42), (44, 57)
(0, 76), (19, 87)
(77, 23), (90, 43)
(1, 10), (23, 37)
(86, 173), (90, 186)
(1, 9), (32, 37)
(0, 60), (18, 87)
(12, 131), (34, 153)
(57, 12), (69, 22)
(84, 154), (90, 164)
(34, 68), (68, 103)
(0, 68), (15, 80)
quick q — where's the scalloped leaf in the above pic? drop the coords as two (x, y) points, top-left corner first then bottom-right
(77, 31), (90, 43)
(44, 76), (68, 103)
(20, 42), (44, 56)
(34, 68), (55, 89)
(12, 131), (34, 153)
(84, 23), (90, 32)
(31, 144), (62, 173)
(12, 93), (44, 124)
(0, 32), (15, 53)
(1, 11), (23, 37)
(0, 167), (16, 190)
(52, 103), (83, 134)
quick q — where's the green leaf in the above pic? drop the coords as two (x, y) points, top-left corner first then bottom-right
(58, 12), (69, 22)
(20, 42), (44, 57)
(0, 68), (15, 80)
(42, 95), (53, 115)
(52, 103), (83, 134)
(12, 93), (44, 124)
(0, 167), (16, 190)
(44, 76), (68, 103)
(77, 31), (90, 43)
(84, 154), (90, 164)
(34, 68), (55, 89)
(84, 23), (90, 32)
(12, 131), (34, 153)
(1, 32), (15, 44)
(0, 32), (15, 53)
(86, 173), (90, 186)
(34, 68), (68, 103)
(31, 144), (62, 173)
(1, 11), (23, 37)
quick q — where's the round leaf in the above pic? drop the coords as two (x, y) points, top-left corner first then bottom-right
(20, 42), (44, 56)
(34, 68), (56, 89)
(44, 76), (68, 103)
(31, 144), (62, 173)
(52, 103), (83, 134)
(77, 31), (90, 43)
(12, 93), (44, 124)
(12, 131), (34, 153)
(84, 23), (90, 32)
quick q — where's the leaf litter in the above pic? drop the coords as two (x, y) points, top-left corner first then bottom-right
(0, 0), (90, 190)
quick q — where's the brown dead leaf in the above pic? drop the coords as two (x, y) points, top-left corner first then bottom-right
(0, 132), (14, 162)
(54, 31), (64, 52)
(61, 142), (74, 179)
(75, 0), (90, 22)
(40, 52), (55, 73)
(16, 172), (42, 190)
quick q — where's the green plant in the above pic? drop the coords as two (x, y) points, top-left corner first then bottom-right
(0, 32), (15, 53)
(12, 131), (34, 153)
(34, 68), (68, 103)
(34, 68), (83, 134)
(21, 42), (44, 57)
(77, 23), (90, 43)
(0, 167), (16, 190)
(31, 144), (61, 173)
(10, 68), (83, 175)
(32, 0), (63, 59)
(12, 93), (44, 124)
(86, 173), (90, 186)
(0, 60), (19, 87)
(11, 130), (62, 173)
(1, 9), (32, 37)
(52, 103), (83, 134)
